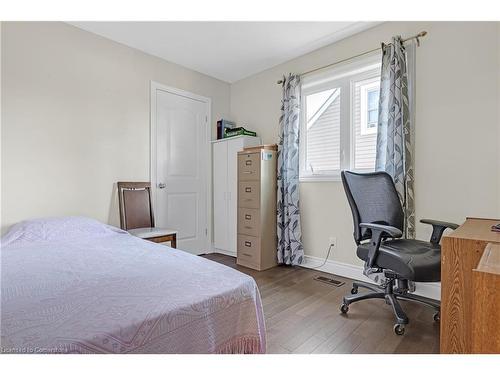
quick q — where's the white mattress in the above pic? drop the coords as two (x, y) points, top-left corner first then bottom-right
(0, 217), (266, 354)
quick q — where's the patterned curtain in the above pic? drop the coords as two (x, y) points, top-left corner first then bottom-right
(375, 36), (416, 239)
(277, 74), (304, 265)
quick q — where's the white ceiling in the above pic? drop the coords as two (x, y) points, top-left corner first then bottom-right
(70, 22), (380, 83)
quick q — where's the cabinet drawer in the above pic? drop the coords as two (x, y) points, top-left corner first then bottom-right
(238, 181), (260, 209)
(238, 208), (260, 237)
(237, 234), (261, 265)
(238, 153), (260, 181)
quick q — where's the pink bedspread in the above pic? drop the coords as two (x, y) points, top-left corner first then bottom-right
(1, 217), (266, 354)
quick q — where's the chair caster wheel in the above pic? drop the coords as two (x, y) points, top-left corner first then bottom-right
(340, 303), (349, 314)
(394, 324), (405, 336)
(433, 311), (440, 322)
(351, 287), (358, 294)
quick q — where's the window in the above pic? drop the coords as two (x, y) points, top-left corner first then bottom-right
(354, 78), (380, 170)
(304, 87), (341, 173)
(360, 81), (380, 135)
(299, 54), (381, 181)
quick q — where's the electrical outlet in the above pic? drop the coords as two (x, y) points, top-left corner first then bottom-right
(329, 237), (337, 247)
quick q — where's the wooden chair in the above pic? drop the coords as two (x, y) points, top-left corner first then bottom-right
(117, 182), (177, 248)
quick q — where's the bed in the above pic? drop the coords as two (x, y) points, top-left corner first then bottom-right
(0, 217), (266, 354)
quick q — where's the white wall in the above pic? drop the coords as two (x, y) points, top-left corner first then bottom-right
(230, 22), (500, 267)
(2, 21), (499, 268)
(1, 22), (231, 233)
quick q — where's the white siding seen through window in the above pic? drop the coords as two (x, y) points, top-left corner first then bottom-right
(305, 88), (341, 172)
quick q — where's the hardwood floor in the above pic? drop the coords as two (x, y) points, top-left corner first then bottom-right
(202, 253), (440, 354)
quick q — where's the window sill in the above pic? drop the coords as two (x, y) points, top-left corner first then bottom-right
(299, 168), (376, 183)
(299, 175), (342, 183)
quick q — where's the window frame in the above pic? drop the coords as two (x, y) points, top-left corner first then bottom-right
(360, 81), (380, 136)
(299, 53), (381, 182)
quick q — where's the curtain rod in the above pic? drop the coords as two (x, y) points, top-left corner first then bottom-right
(276, 31), (427, 84)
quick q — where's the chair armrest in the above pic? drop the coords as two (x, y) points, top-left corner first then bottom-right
(420, 219), (459, 244)
(359, 223), (403, 268)
(359, 223), (403, 238)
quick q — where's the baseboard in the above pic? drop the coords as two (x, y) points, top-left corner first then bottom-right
(302, 255), (441, 301)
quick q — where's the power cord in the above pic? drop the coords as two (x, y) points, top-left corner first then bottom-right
(311, 243), (334, 269)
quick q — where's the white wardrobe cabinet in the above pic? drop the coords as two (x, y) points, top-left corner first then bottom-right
(212, 136), (261, 256)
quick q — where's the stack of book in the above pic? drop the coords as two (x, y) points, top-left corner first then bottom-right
(224, 127), (257, 138)
(216, 119), (236, 140)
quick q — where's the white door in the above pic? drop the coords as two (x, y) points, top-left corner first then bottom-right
(212, 136), (262, 256)
(152, 84), (210, 255)
(212, 141), (228, 251)
(226, 138), (243, 254)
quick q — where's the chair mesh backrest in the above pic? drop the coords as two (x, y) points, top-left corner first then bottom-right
(341, 171), (404, 244)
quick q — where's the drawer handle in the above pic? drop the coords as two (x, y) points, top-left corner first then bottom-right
(245, 160), (252, 166)
(242, 253), (252, 257)
(244, 241), (252, 247)
(245, 187), (252, 193)
(245, 214), (252, 220)
(243, 171), (253, 174)
(244, 226), (252, 229)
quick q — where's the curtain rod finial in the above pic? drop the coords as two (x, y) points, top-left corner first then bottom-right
(418, 31), (427, 38)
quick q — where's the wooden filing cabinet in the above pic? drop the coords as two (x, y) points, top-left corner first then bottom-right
(236, 146), (278, 271)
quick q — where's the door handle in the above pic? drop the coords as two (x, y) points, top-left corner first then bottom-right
(158, 183), (166, 189)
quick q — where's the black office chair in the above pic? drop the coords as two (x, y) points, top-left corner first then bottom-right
(340, 170), (458, 335)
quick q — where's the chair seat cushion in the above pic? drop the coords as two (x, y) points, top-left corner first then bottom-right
(357, 239), (441, 282)
(128, 227), (177, 239)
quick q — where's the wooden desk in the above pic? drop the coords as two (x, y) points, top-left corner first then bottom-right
(472, 243), (500, 353)
(440, 218), (500, 353)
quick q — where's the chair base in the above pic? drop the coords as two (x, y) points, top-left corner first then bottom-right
(340, 280), (440, 335)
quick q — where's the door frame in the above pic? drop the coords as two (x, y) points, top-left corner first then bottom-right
(150, 81), (212, 252)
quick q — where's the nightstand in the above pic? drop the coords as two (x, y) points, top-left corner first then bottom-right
(128, 228), (178, 248)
